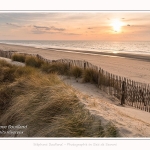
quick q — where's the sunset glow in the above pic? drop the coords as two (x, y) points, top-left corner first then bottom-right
(111, 19), (123, 32)
(0, 12), (150, 41)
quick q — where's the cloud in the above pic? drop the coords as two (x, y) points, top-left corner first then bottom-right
(88, 27), (94, 30)
(32, 30), (48, 34)
(6, 23), (21, 27)
(51, 26), (65, 31)
(32, 30), (56, 34)
(32, 25), (66, 35)
(33, 25), (65, 31)
(64, 33), (81, 35)
(34, 25), (50, 30)
(32, 30), (63, 35)
(87, 26), (102, 30)
(32, 28), (80, 36)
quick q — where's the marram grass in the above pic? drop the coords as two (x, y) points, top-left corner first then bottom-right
(1, 59), (119, 137)
(12, 53), (26, 63)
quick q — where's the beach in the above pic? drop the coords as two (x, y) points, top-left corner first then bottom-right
(0, 43), (150, 84)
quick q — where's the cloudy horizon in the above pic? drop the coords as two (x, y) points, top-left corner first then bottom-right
(0, 12), (150, 41)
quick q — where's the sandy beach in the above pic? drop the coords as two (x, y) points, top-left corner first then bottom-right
(0, 43), (150, 84)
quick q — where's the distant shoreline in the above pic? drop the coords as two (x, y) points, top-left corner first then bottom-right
(0, 42), (150, 62)
(46, 47), (150, 62)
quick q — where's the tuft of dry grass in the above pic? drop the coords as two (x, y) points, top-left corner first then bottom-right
(104, 122), (118, 137)
(25, 56), (45, 68)
(82, 68), (99, 84)
(12, 54), (26, 63)
(70, 66), (83, 78)
(41, 62), (70, 75)
(0, 60), (17, 83)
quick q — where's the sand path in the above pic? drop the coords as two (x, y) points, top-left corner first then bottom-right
(61, 76), (150, 137)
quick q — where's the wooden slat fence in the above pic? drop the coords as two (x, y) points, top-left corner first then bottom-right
(0, 50), (150, 112)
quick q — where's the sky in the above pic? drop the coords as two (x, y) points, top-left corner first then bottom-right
(0, 12), (150, 41)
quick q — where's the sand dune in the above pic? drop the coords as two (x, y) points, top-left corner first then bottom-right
(61, 76), (150, 137)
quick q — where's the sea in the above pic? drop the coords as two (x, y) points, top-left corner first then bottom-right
(0, 40), (150, 56)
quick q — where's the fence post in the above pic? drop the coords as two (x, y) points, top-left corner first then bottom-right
(36, 54), (40, 60)
(140, 89), (146, 106)
(68, 62), (71, 70)
(98, 69), (100, 87)
(84, 62), (86, 70)
(121, 81), (126, 105)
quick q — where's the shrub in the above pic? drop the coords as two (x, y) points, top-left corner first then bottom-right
(0, 61), (17, 83)
(41, 62), (70, 75)
(0, 60), (14, 68)
(82, 68), (99, 84)
(41, 63), (54, 73)
(12, 54), (26, 63)
(0, 67), (16, 82)
(14, 66), (37, 77)
(70, 66), (83, 78)
(25, 56), (44, 68)
(0, 86), (14, 114)
(104, 122), (119, 137)
(57, 63), (70, 75)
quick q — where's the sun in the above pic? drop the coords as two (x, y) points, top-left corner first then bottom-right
(111, 19), (123, 32)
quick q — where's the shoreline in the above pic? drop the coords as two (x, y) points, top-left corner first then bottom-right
(0, 42), (150, 62)
(47, 48), (150, 62)
(0, 43), (150, 84)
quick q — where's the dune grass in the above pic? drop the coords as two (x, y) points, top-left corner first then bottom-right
(25, 56), (45, 68)
(12, 54), (26, 63)
(70, 66), (83, 78)
(0, 60), (16, 83)
(0, 60), (118, 137)
(11, 54), (100, 84)
(82, 68), (99, 84)
(12, 54), (45, 68)
(41, 62), (70, 75)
